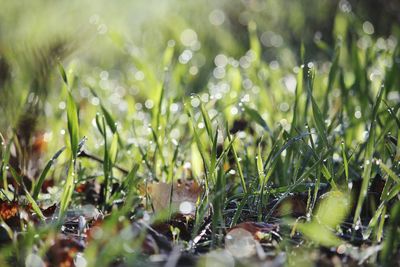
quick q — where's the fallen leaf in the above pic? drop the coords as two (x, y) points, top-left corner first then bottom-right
(147, 179), (202, 214)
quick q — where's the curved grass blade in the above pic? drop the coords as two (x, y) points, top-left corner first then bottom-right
(33, 146), (66, 200)
(226, 132), (247, 194)
(244, 105), (271, 134)
(381, 202), (400, 266)
(59, 160), (75, 218)
(57, 61), (68, 85)
(8, 166), (45, 220)
(67, 90), (79, 158)
(307, 71), (329, 148)
(353, 85), (385, 225)
(200, 102), (213, 140)
(379, 161), (400, 184)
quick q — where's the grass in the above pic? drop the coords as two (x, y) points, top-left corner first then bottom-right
(0, 1), (400, 266)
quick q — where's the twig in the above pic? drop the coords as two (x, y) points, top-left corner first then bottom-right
(78, 150), (129, 175)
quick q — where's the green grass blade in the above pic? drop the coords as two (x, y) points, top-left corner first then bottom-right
(323, 42), (340, 116)
(109, 133), (119, 164)
(307, 71), (329, 148)
(379, 161), (400, 184)
(58, 61), (68, 85)
(341, 141), (349, 184)
(67, 91), (79, 158)
(24, 188), (45, 220)
(59, 160), (75, 218)
(210, 129), (218, 175)
(200, 102), (213, 140)
(33, 146), (66, 200)
(244, 105), (271, 134)
(123, 164), (140, 192)
(8, 166), (45, 220)
(257, 142), (265, 185)
(381, 202), (400, 266)
(1, 139), (12, 194)
(353, 85), (385, 225)
(227, 133), (247, 193)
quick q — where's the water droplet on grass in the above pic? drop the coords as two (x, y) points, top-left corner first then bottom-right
(179, 201), (194, 214)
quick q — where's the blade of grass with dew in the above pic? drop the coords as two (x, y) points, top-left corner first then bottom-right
(189, 108), (210, 171)
(123, 163), (140, 192)
(200, 102), (213, 140)
(341, 141), (349, 184)
(298, 128), (337, 188)
(383, 100), (400, 129)
(243, 105), (271, 134)
(192, 124), (210, 189)
(377, 206), (387, 242)
(257, 141), (269, 220)
(66, 91), (79, 158)
(1, 138), (12, 195)
(381, 202), (400, 266)
(192, 194), (210, 240)
(109, 132), (119, 165)
(379, 161), (400, 184)
(32, 146), (65, 200)
(102, 117), (111, 206)
(285, 48), (305, 177)
(150, 127), (167, 168)
(213, 135), (237, 177)
(211, 167), (226, 246)
(90, 88), (123, 147)
(166, 143), (179, 183)
(291, 44), (304, 131)
(58, 61), (68, 85)
(353, 85), (384, 225)
(263, 131), (310, 171)
(364, 203), (385, 239)
(59, 160), (75, 218)
(322, 41), (340, 116)
(307, 70), (329, 149)
(210, 129), (219, 177)
(257, 142), (266, 186)
(59, 64), (80, 217)
(155, 43), (174, 130)
(8, 166), (45, 220)
(60, 62), (79, 159)
(95, 112), (105, 136)
(226, 132), (247, 194)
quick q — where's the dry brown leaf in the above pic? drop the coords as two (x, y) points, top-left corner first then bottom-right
(147, 179), (202, 214)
